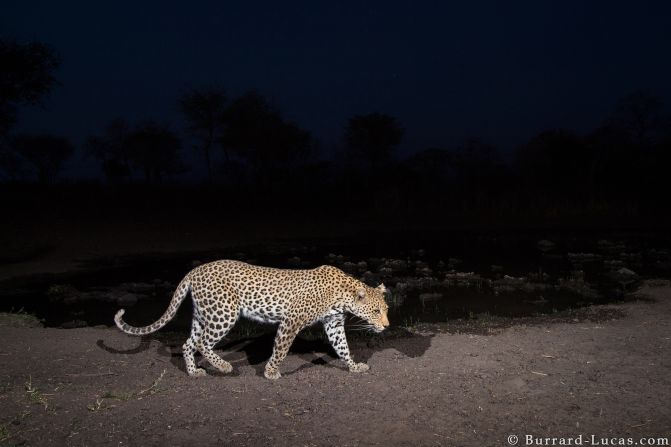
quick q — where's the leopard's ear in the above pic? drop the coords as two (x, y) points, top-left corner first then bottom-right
(376, 283), (387, 293)
(357, 288), (366, 300)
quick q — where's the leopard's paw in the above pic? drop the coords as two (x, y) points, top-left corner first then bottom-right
(349, 362), (370, 373)
(189, 368), (208, 377)
(214, 361), (233, 374)
(264, 367), (281, 380)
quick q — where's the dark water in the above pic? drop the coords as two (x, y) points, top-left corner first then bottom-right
(1, 230), (669, 329)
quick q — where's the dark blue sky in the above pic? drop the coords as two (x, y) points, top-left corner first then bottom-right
(3, 1), (671, 177)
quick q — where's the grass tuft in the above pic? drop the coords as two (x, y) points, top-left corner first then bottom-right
(0, 309), (43, 328)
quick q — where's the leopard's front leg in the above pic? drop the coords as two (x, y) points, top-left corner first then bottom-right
(264, 320), (301, 380)
(323, 315), (369, 373)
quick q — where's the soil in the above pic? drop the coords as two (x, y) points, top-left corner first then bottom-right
(1, 282), (669, 446)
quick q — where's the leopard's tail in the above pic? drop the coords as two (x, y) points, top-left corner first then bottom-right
(114, 276), (191, 336)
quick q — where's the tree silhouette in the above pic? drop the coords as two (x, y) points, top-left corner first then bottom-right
(0, 149), (25, 181)
(124, 121), (184, 182)
(85, 118), (133, 183)
(450, 138), (502, 183)
(401, 147), (453, 207)
(178, 86), (227, 183)
(13, 134), (73, 184)
(610, 90), (664, 144)
(0, 39), (60, 138)
(0, 39), (60, 180)
(221, 91), (311, 172)
(406, 147), (452, 182)
(516, 129), (592, 196)
(345, 113), (404, 167)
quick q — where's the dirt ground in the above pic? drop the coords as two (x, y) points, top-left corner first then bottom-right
(0, 283), (669, 446)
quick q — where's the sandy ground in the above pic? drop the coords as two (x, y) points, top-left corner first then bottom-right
(0, 283), (669, 446)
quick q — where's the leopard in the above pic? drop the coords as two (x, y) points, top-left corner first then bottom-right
(114, 260), (390, 379)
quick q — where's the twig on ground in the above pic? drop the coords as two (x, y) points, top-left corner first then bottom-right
(138, 369), (167, 396)
(64, 372), (117, 378)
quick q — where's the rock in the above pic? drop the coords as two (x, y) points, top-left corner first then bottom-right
(46, 284), (81, 304)
(362, 270), (377, 281)
(444, 272), (486, 288)
(60, 319), (88, 329)
(287, 256), (302, 267)
(609, 267), (639, 288)
(120, 282), (155, 294)
(558, 278), (601, 299)
(537, 240), (556, 252)
(407, 276), (440, 290)
(378, 266), (393, 277)
(325, 253), (345, 264)
(417, 267), (433, 277)
(447, 258), (462, 268)
(366, 258), (385, 269)
(341, 262), (358, 273)
(419, 292), (442, 307)
(597, 240), (626, 253)
(492, 275), (528, 293)
(385, 259), (407, 271)
(568, 253), (602, 263)
(617, 267), (637, 277)
(116, 293), (139, 307)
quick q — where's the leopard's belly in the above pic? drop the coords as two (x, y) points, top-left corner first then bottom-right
(239, 307), (284, 324)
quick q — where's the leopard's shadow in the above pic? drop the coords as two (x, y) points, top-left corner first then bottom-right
(98, 328), (433, 377)
(218, 333), (343, 376)
(97, 332), (341, 377)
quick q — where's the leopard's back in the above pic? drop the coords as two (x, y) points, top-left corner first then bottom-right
(187, 260), (341, 323)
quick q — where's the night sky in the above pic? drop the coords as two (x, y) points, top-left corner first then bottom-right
(3, 1), (671, 178)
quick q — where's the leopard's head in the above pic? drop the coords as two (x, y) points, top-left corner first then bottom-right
(349, 283), (390, 333)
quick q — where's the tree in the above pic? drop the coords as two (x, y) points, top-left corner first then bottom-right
(85, 118), (133, 183)
(178, 87), (227, 183)
(450, 138), (502, 182)
(345, 113), (404, 167)
(13, 134), (73, 184)
(0, 39), (60, 137)
(405, 147), (452, 181)
(515, 129), (592, 196)
(221, 91), (311, 171)
(402, 147), (453, 205)
(125, 121), (184, 182)
(0, 39), (60, 180)
(610, 90), (664, 144)
(0, 148), (25, 181)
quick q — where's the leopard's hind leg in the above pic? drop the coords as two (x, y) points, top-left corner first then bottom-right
(183, 316), (207, 377)
(193, 298), (239, 375)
